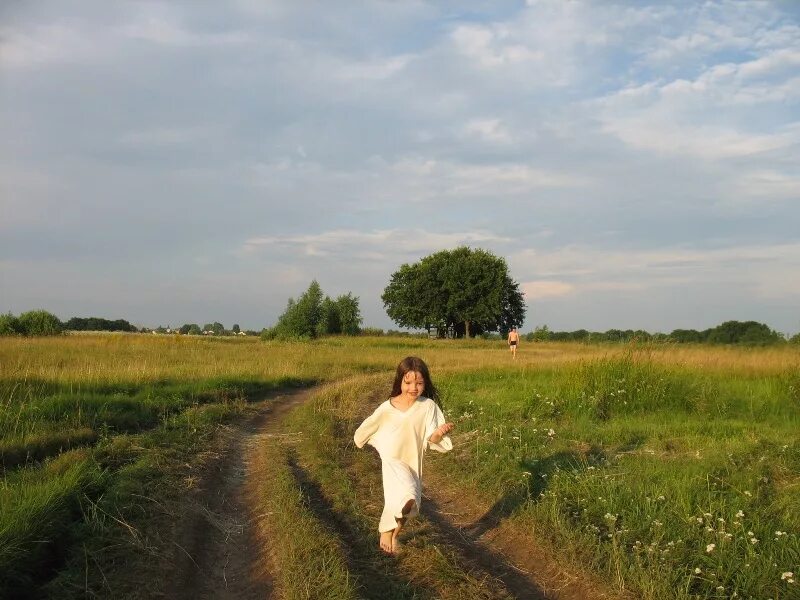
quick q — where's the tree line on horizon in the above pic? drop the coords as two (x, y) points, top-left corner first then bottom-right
(527, 320), (797, 345)
(0, 311), (259, 337)
(2, 244), (798, 345)
(2, 309), (797, 345)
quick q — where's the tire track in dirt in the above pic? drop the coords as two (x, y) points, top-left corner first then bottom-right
(418, 496), (548, 599)
(166, 387), (314, 600)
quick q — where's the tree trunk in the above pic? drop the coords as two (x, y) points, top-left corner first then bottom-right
(465, 320), (471, 338)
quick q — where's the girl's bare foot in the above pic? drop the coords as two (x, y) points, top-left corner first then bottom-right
(380, 530), (394, 554)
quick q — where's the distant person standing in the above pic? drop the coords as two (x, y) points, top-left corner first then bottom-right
(507, 327), (519, 359)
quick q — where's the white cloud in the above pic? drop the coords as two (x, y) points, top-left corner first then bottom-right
(521, 280), (574, 299)
(119, 15), (250, 47)
(386, 158), (589, 197)
(333, 54), (415, 81)
(463, 118), (512, 144)
(118, 125), (222, 147)
(511, 242), (800, 301)
(450, 24), (545, 69)
(241, 228), (512, 260)
(593, 63), (800, 160)
(727, 169), (800, 201)
(0, 23), (102, 68)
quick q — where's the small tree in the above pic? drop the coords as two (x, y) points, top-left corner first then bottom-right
(18, 310), (63, 336)
(274, 280), (325, 338)
(335, 293), (362, 335)
(532, 325), (551, 341)
(316, 296), (341, 336)
(272, 281), (362, 339)
(0, 312), (23, 335)
(232, 323), (240, 334)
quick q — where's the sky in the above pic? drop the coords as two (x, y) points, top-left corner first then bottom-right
(1, 0), (799, 334)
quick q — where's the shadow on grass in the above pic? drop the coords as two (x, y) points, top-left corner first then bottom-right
(421, 498), (548, 600)
(415, 449), (613, 599)
(465, 449), (604, 540)
(286, 449), (438, 600)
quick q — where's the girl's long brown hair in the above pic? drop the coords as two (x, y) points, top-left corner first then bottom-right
(390, 356), (440, 405)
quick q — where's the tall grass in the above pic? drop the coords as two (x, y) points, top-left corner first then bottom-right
(435, 352), (800, 599)
(2, 335), (798, 598)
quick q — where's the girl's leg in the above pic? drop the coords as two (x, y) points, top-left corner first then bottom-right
(391, 498), (416, 552)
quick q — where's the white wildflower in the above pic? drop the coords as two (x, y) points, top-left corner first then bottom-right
(706, 543), (715, 553)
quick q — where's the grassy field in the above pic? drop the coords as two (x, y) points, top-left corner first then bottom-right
(269, 341), (800, 599)
(1, 334), (798, 598)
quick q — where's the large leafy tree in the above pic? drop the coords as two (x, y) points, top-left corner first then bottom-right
(382, 247), (526, 337)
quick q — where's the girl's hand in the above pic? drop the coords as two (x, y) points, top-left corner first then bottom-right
(429, 422), (454, 444)
(437, 422), (454, 436)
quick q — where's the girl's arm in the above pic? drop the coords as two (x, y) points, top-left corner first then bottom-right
(354, 406), (383, 448)
(426, 404), (454, 452)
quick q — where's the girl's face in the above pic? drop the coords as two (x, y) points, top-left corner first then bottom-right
(400, 370), (425, 400)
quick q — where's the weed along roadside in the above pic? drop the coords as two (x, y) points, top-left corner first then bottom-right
(1, 335), (799, 599)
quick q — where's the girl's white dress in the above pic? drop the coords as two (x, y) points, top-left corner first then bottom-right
(354, 396), (452, 533)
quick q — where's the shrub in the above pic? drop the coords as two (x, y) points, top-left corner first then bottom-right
(0, 313), (23, 335)
(360, 327), (385, 336)
(17, 310), (63, 336)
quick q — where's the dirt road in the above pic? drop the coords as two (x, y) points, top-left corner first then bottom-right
(165, 388), (313, 600)
(166, 386), (616, 599)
